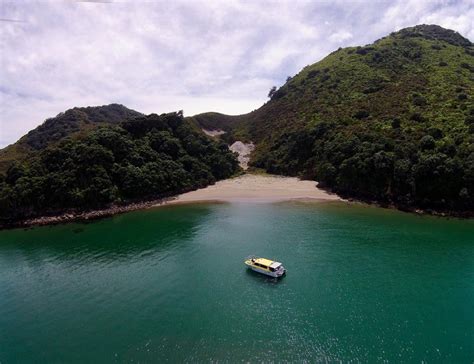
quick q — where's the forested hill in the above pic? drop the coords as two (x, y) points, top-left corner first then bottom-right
(0, 112), (239, 224)
(194, 24), (474, 214)
(1, 24), (472, 219)
(0, 104), (142, 174)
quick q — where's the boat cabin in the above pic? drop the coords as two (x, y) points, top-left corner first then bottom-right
(250, 258), (283, 272)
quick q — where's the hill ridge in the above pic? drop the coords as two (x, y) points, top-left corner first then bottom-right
(389, 24), (472, 47)
(1, 24), (473, 216)
(0, 104), (142, 174)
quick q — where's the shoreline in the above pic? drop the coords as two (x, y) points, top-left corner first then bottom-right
(3, 174), (342, 229)
(1, 173), (471, 230)
(159, 174), (342, 206)
(4, 198), (174, 230)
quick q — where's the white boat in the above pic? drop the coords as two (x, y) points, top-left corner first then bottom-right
(244, 256), (286, 277)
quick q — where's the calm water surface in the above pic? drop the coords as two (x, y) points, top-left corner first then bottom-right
(0, 202), (473, 363)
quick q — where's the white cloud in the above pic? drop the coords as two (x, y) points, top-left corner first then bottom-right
(0, 0), (472, 147)
(329, 30), (353, 43)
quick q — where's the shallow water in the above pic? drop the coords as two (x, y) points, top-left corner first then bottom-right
(1, 202), (473, 362)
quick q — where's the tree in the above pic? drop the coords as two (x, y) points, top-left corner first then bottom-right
(268, 86), (277, 98)
(420, 135), (436, 150)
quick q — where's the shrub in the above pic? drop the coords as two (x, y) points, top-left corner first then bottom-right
(410, 113), (426, 122)
(363, 85), (384, 94)
(428, 127), (443, 139)
(465, 115), (474, 125)
(353, 110), (370, 119)
(412, 94), (427, 106)
(420, 135), (436, 150)
(268, 86), (277, 98)
(460, 62), (471, 70)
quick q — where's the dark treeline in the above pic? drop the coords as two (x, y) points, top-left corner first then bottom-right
(253, 120), (473, 213)
(0, 112), (239, 223)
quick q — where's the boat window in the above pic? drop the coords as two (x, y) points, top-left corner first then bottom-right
(269, 267), (275, 272)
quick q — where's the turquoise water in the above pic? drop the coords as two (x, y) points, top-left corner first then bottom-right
(0, 202), (473, 362)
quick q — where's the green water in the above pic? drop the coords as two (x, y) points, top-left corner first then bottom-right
(0, 202), (473, 363)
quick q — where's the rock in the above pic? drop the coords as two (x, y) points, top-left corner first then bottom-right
(229, 141), (255, 170)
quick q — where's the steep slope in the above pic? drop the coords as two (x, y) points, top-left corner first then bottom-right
(186, 112), (249, 144)
(0, 112), (239, 224)
(199, 25), (474, 213)
(241, 25), (473, 142)
(188, 112), (243, 132)
(0, 104), (142, 174)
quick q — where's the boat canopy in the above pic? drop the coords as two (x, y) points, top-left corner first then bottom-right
(270, 262), (282, 269)
(253, 258), (273, 267)
(248, 257), (283, 270)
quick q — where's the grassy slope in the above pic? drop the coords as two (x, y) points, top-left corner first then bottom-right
(186, 112), (250, 144)
(188, 112), (244, 132)
(192, 25), (473, 147)
(243, 25), (472, 148)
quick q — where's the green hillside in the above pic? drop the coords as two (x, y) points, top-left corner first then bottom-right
(0, 112), (239, 223)
(189, 112), (243, 132)
(195, 25), (474, 214)
(1, 24), (472, 219)
(0, 104), (142, 174)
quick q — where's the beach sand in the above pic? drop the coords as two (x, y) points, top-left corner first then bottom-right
(158, 174), (341, 205)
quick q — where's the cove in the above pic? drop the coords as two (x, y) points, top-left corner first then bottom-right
(0, 202), (473, 362)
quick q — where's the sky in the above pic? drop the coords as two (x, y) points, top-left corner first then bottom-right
(0, 0), (473, 148)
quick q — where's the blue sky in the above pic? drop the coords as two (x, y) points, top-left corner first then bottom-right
(0, 0), (473, 148)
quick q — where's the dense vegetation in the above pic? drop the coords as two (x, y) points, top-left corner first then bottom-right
(0, 104), (142, 174)
(194, 25), (474, 214)
(1, 24), (472, 220)
(0, 112), (239, 223)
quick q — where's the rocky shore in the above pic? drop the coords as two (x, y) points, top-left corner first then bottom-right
(0, 196), (178, 230)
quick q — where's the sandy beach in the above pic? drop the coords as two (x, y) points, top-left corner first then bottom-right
(159, 173), (341, 205)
